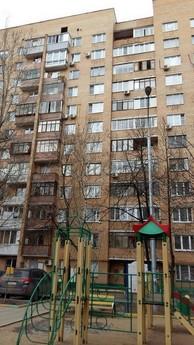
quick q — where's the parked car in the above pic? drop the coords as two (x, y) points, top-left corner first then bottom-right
(0, 270), (5, 277)
(0, 268), (51, 299)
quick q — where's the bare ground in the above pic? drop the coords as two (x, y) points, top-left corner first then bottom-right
(0, 316), (193, 345)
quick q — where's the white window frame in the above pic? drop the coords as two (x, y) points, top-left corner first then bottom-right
(165, 74), (182, 86)
(166, 93), (184, 106)
(167, 114), (184, 126)
(162, 21), (178, 32)
(172, 208), (192, 223)
(163, 38), (179, 49)
(88, 122), (103, 133)
(92, 33), (106, 43)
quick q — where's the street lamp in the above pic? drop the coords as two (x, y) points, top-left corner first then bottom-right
(145, 86), (156, 274)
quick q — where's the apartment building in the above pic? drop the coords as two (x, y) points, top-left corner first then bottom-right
(0, 0), (194, 283)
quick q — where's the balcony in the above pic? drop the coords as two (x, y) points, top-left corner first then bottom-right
(10, 142), (31, 156)
(23, 245), (50, 257)
(24, 38), (45, 58)
(29, 195), (56, 206)
(0, 244), (19, 256)
(7, 174), (28, 184)
(26, 219), (52, 230)
(20, 78), (39, 91)
(0, 218), (22, 230)
(16, 103), (36, 126)
(47, 33), (71, 51)
(45, 59), (68, 71)
(34, 151), (59, 163)
(32, 173), (58, 183)
(3, 195), (25, 206)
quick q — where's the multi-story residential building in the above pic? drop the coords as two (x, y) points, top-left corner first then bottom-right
(0, 0), (194, 283)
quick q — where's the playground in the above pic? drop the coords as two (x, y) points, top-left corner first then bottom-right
(7, 218), (194, 345)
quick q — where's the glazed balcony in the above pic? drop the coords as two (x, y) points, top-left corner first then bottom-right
(3, 195), (25, 206)
(24, 37), (45, 58)
(10, 142), (31, 156)
(23, 245), (50, 257)
(34, 151), (60, 163)
(16, 103), (36, 126)
(7, 173), (28, 184)
(0, 218), (22, 230)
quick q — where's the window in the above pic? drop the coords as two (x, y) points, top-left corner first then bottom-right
(89, 102), (104, 113)
(111, 159), (147, 174)
(172, 208), (192, 222)
(72, 37), (82, 47)
(169, 158), (188, 171)
(110, 206), (159, 221)
(111, 183), (135, 197)
(112, 77), (156, 92)
(190, 19), (194, 28)
(57, 209), (67, 223)
(92, 33), (106, 43)
(176, 265), (194, 281)
(46, 50), (67, 67)
(167, 114), (184, 126)
(39, 100), (63, 113)
(88, 121), (103, 133)
(168, 135), (186, 148)
(164, 55), (181, 67)
(0, 230), (17, 245)
(36, 140), (58, 152)
(109, 232), (135, 249)
(0, 149), (10, 160)
(112, 99), (133, 111)
(84, 208), (100, 222)
(162, 21), (178, 32)
(32, 183), (56, 196)
(8, 111), (16, 122)
(92, 233), (99, 248)
(43, 83), (63, 95)
(111, 116), (157, 131)
(13, 143), (30, 154)
(84, 185), (101, 198)
(86, 163), (101, 175)
(69, 70), (80, 80)
(166, 93), (184, 106)
(133, 26), (154, 37)
(25, 37), (44, 48)
(62, 164), (72, 176)
(24, 128), (34, 135)
(23, 69), (40, 80)
(60, 186), (72, 199)
(90, 66), (105, 77)
(165, 74), (182, 86)
(175, 235), (194, 251)
(111, 139), (133, 152)
(91, 49), (105, 60)
(38, 120), (60, 132)
(163, 38), (179, 49)
(9, 162), (29, 176)
(67, 105), (77, 116)
(171, 182), (191, 196)
(72, 53), (80, 63)
(64, 124), (76, 135)
(113, 42), (155, 57)
(68, 87), (78, 97)
(113, 63), (134, 74)
(64, 144), (74, 155)
(86, 142), (102, 153)
(90, 84), (104, 95)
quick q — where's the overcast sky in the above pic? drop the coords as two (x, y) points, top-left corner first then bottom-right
(0, 0), (153, 29)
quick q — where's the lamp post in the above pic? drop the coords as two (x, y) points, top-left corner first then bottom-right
(145, 85), (156, 274)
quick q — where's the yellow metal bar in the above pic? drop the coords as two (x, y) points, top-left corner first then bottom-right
(82, 241), (92, 344)
(174, 311), (194, 336)
(136, 240), (146, 345)
(162, 239), (172, 345)
(58, 240), (70, 342)
(74, 238), (84, 345)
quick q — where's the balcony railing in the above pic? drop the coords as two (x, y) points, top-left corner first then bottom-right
(45, 59), (68, 71)
(3, 195), (25, 205)
(47, 33), (71, 51)
(7, 174), (28, 184)
(24, 38), (45, 57)
(0, 218), (22, 230)
(23, 245), (50, 257)
(32, 173), (58, 183)
(0, 244), (19, 256)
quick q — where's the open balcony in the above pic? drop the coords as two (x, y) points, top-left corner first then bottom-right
(23, 245), (50, 257)
(47, 33), (71, 51)
(0, 244), (19, 256)
(34, 151), (60, 163)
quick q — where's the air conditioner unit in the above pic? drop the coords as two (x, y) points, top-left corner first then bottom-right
(69, 62), (75, 67)
(163, 65), (170, 71)
(112, 172), (119, 178)
(85, 52), (91, 58)
(71, 114), (77, 119)
(13, 211), (19, 218)
(166, 124), (172, 130)
(64, 113), (69, 119)
(45, 259), (52, 266)
(124, 90), (130, 96)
